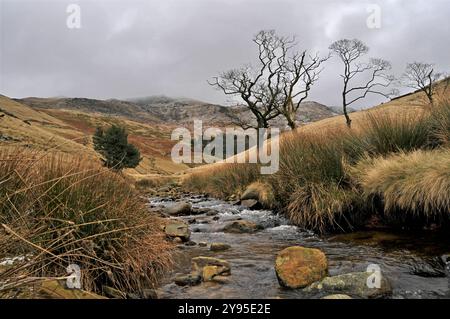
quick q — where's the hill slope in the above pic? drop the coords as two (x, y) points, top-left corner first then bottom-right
(0, 95), (188, 175)
(17, 95), (340, 128)
(188, 78), (450, 175)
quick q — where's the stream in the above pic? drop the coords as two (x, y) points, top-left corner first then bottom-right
(150, 195), (450, 299)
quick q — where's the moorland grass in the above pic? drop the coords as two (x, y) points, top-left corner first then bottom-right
(0, 148), (173, 296)
(351, 149), (450, 222)
(183, 101), (450, 232)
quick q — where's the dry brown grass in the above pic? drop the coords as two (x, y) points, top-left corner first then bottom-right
(182, 163), (260, 199)
(0, 148), (173, 296)
(286, 183), (364, 233)
(351, 149), (450, 221)
(428, 97), (450, 146)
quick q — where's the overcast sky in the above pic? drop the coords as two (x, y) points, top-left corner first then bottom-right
(1, 0), (449, 108)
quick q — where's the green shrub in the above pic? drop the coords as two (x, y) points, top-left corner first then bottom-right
(93, 125), (141, 170)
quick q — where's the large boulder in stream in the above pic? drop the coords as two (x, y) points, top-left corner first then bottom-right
(304, 272), (392, 299)
(164, 201), (192, 216)
(275, 246), (328, 289)
(164, 220), (190, 241)
(222, 220), (261, 233)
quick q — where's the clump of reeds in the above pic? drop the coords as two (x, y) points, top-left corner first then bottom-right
(342, 111), (431, 160)
(350, 149), (450, 224)
(428, 99), (450, 147)
(0, 148), (172, 296)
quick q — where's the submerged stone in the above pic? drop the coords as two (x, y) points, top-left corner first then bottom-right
(174, 273), (202, 286)
(210, 243), (231, 252)
(321, 294), (352, 299)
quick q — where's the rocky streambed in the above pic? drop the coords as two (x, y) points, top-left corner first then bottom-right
(150, 194), (450, 299)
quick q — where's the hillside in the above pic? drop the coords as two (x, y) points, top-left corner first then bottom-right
(17, 95), (340, 129)
(17, 97), (161, 124)
(0, 95), (188, 176)
(130, 96), (340, 128)
(3, 92), (369, 178)
(187, 78), (450, 175)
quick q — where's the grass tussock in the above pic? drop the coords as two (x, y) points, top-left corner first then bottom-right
(342, 111), (433, 162)
(351, 149), (450, 222)
(286, 183), (364, 233)
(0, 148), (172, 296)
(428, 100), (450, 146)
(269, 130), (365, 232)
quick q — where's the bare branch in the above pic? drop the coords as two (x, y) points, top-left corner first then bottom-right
(210, 29), (329, 129)
(329, 39), (395, 128)
(402, 62), (443, 105)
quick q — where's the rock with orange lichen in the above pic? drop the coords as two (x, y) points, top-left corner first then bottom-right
(275, 246), (328, 289)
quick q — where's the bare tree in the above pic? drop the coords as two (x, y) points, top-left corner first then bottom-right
(210, 30), (328, 129)
(402, 62), (443, 106)
(329, 39), (396, 128)
(276, 51), (328, 129)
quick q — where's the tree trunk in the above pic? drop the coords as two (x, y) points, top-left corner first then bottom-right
(257, 117), (269, 129)
(342, 88), (352, 128)
(287, 116), (296, 130)
(343, 104), (352, 128)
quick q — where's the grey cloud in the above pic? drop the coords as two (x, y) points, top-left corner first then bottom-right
(1, 0), (449, 109)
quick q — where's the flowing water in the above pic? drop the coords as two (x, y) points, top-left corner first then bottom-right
(150, 195), (450, 299)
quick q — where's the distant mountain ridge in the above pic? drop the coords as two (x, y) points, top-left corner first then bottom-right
(15, 97), (161, 123)
(16, 95), (341, 128)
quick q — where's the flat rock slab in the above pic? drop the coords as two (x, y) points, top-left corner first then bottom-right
(192, 256), (231, 278)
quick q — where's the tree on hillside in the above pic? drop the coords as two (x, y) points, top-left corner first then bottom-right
(210, 30), (328, 129)
(402, 62), (444, 106)
(93, 125), (141, 171)
(329, 39), (396, 128)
